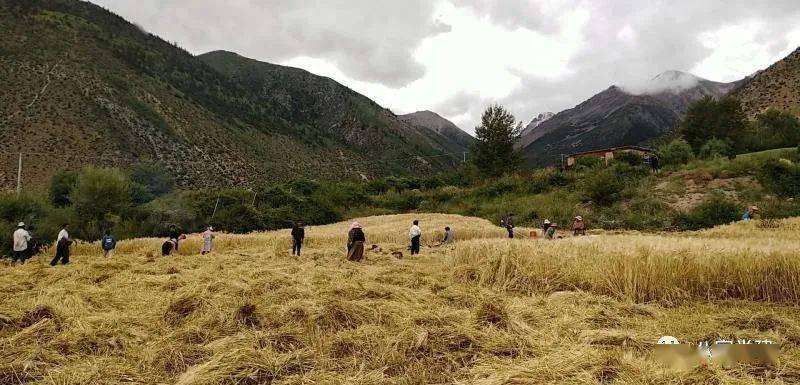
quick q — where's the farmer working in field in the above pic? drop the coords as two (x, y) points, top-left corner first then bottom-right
(50, 223), (72, 266)
(542, 219), (552, 235)
(200, 226), (215, 255)
(572, 216), (586, 236)
(501, 213), (515, 238)
(12, 222), (32, 265)
(101, 230), (116, 257)
(347, 222), (365, 262)
(742, 206), (759, 221)
(545, 223), (558, 240)
(409, 220), (421, 255)
(435, 226), (454, 247)
(291, 221), (305, 256)
(168, 224), (182, 251)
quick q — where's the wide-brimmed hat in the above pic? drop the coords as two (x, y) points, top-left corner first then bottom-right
(575, 216), (583, 221)
(17, 222), (25, 227)
(350, 222), (363, 229)
(208, 226), (214, 231)
(544, 219), (551, 224)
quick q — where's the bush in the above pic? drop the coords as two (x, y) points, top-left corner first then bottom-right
(583, 169), (624, 206)
(70, 167), (134, 240)
(614, 151), (643, 166)
(699, 138), (731, 159)
(130, 161), (175, 202)
(574, 156), (603, 169)
(658, 139), (694, 166)
(758, 159), (800, 197)
(675, 196), (741, 230)
(49, 171), (78, 207)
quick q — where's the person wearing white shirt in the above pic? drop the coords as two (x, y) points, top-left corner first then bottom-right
(50, 224), (72, 266)
(409, 220), (421, 255)
(12, 222), (32, 264)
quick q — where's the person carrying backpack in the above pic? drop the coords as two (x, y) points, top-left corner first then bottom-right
(101, 230), (116, 257)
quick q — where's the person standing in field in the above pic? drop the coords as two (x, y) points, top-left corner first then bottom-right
(50, 224), (72, 266)
(12, 222), (31, 265)
(572, 216), (586, 236)
(200, 226), (215, 255)
(169, 224), (181, 251)
(291, 221), (305, 256)
(502, 213), (515, 238)
(347, 222), (365, 262)
(101, 230), (116, 257)
(409, 220), (422, 255)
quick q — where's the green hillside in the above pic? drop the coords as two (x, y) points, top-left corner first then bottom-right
(0, 0), (462, 190)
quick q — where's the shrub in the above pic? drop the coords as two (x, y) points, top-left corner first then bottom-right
(49, 171), (78, 207)
(675, 196), (741, 230)
(698, 138), (731, 159)
(758, 159), (800, 197)
(70, 167), (134, 240)
(130, 161), (175, 202)
(583, 169), (624, 206)
(614, 151), (643, 166)
(658, 139), (694, 166)
(574, 156), (603, 169)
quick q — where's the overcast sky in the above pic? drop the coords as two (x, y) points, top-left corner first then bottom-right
(92, 0), (800, 134)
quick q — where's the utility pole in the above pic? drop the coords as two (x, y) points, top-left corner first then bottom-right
(211, 196), (221, 220)
(16, 153), (22, 196)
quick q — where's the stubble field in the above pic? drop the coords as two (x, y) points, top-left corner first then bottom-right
(1, 214), (800, 384)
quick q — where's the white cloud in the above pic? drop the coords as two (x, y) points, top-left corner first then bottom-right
(90, 0), (800, 134)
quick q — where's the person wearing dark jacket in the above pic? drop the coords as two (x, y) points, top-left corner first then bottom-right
(168, 224), (181, 251)
(291, 221), (305, 256)
(347, 222), (365, 262)
(101, 230), (116, 257)
(50, 224), (72, 266)
(502, 213), (515, 238)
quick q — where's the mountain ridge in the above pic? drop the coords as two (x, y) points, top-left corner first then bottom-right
(519, 71), (742, 166)
(0, 1), (465, 189)
(397, 110), (475, 154)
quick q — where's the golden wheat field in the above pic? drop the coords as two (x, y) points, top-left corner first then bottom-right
(2, 213), (800, 384)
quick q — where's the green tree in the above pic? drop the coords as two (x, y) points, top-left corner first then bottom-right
(471, 104), (522, 177)
(679, 96), (747, 154)
(130, 161), (175, 202)
(698, 138), (731, 159)
(49, 171), (78, 207)
(658, 139), (694, 166)
(751, 109), (800, 150)
(70, 167), (134, 239)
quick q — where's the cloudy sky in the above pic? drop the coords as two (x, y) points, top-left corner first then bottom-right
(92, 0), (800, 133)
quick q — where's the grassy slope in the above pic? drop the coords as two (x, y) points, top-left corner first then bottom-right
(349, 148), (800, 232)
(2, 213), (800, 384)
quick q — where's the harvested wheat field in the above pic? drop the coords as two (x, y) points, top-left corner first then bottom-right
(2, 213), (800, 384)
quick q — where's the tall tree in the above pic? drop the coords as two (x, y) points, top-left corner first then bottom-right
(471, 104), (523, 177)
(679, 96), (747, 154)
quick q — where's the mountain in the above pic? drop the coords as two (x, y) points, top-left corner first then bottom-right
(519, 71), (739, 166)
(0, 0), (461, 190)
(520, 112), (555, 138)
(397, 110), (475, 153)
(734, 47), (800, 118)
